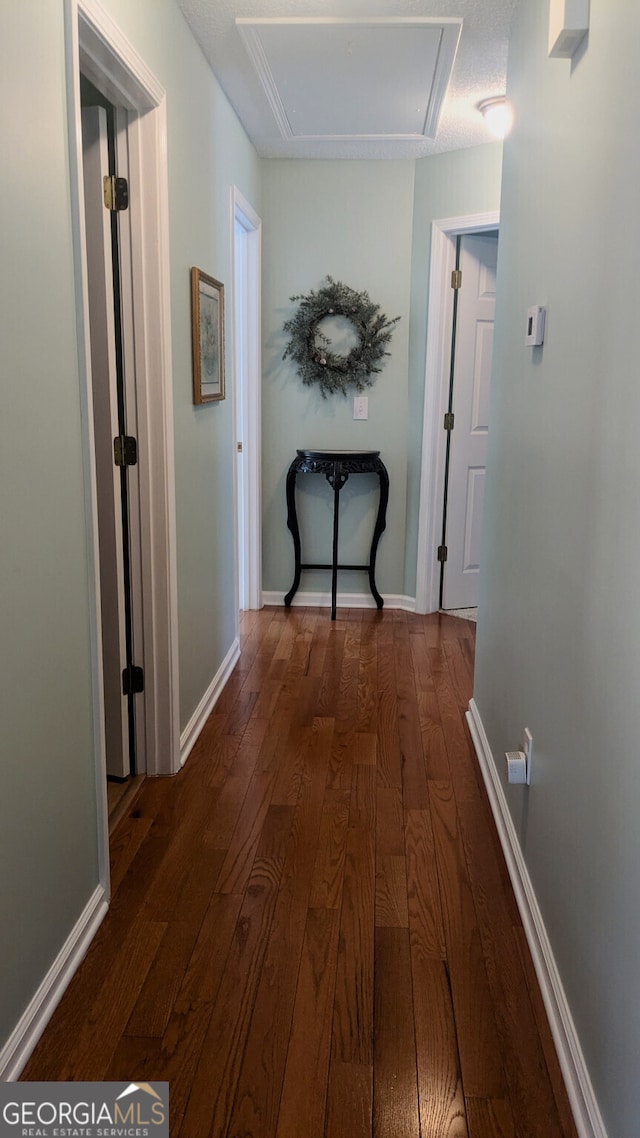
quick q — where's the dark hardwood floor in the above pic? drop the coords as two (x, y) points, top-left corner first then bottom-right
(23, 607), (578, 1138)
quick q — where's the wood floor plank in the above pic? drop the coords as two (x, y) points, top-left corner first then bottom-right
(356, 620), (378, 731)
(176, 856), (283, 1138)
(465, 1098), (516, 1138)
(316, 627), (346, 716)
(405, 807), (447, 960)
(418, 687), (452, 781)
(109, 814), (153, 894)
(429, 779), (506, 1099)
(214, 769), (277, 894)
(409, 627), (434, 692)
(376, 687), (403, 789)
(124, 919), (205, 1040)
(294, 672), (323, 726)
(221, 686), (260, 738)
(276, 907), (340, 1138)
(226, 718), (333, 1138)
(326, 721), (357, 793)
(336, 620), (363, 727)
(139, 812), (225, 924)
(309, 786), (350, 910)
(376, 786), (404, 855)
(373, 927), (420, 1138)
(353, 729), (377, 765)
(307, 609), (332, 677)
(331, 824), (375, 1065)
(125, 838), (227, 1038)
(375, 853), (409, 928)
(324, 1062), (373, 1138)
(350, 761), (376, 831)
(147, 891), (244, 1124)
(394, 626), (429, 810)
(412, 952), (468, 1138)
(271, 722), (312, 806)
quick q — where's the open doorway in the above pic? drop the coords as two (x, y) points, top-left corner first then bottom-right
(415, 210), (500, 615)
(439, 230), (498, 611)
(80, 79), (144, 804)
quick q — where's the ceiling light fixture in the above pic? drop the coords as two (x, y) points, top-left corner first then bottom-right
(478, 96), (513, 140)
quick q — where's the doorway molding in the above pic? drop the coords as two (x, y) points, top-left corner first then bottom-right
(415, 210), (500, 614)
(66, 0), (181, 881)
(231, 186), (263, 611)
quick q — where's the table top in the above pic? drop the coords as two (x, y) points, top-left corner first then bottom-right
(295, 448), (381, 461)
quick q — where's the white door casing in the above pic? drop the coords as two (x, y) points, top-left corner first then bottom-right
(231, 186), (262, 611)
(415, 211), (499, 614)
(66, 0), (181, 887)
(442, 232), (498, 610)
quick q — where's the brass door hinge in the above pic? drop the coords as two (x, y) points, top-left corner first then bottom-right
(122, 665), (144, 696)
(114, 435), (137, 467)
(104, 175), (129, 212)
(437, 545), (448, 562)
(443, 412), (455, 431)
(451, 269), (462, 290)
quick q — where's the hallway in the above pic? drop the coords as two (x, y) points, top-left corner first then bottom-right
(23, 607), (577, 1137)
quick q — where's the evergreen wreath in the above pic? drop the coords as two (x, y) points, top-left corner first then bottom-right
(282, 276), (400, 398)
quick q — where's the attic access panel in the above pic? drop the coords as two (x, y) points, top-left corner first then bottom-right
(236, 17), (463, 142)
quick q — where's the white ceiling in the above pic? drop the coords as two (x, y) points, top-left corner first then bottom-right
(177, 0), (517, 159)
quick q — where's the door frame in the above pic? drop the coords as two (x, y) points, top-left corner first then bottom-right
(230, 186), (262, 611)
(65, 0), (181, 884)
(415, 210), (500, 614)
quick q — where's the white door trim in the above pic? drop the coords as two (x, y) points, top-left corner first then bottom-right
(231, 186), (263, 611)
(415, 210), (500, 614)
(66, 0), (181, 892)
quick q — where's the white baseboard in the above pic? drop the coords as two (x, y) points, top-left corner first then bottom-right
(261, 590), (416, 613)
(179, 637), (241, 767)
(466, 699), (608, 1138)
(0, 886), (108, 1081)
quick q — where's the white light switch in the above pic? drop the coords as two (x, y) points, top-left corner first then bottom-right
(353, 396), (369, 420)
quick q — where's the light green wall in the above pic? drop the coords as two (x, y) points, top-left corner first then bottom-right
(98, 0), (261, 728)
(261, 151), (502, 604)
(0, 0), (260, 1057)
(405, 144), (503, 597)
(474, 2), (640, 1133)
(0, 2), (99, 1042)
(261, 160), (414, 599)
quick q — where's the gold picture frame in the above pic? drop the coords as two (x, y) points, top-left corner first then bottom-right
(191, 267), (225, 404)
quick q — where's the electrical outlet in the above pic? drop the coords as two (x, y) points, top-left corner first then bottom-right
(353, 396), (368, 420)
(523, 728), (533, 784)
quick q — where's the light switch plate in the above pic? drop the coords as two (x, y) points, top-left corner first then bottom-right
(353, 396), (369, 420)
(525, 305), (546, 346)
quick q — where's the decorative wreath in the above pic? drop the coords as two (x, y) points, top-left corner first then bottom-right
(282, 277), (400, 398)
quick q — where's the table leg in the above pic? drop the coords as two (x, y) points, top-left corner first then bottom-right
(331, 466), (341, 621)
(284, 462), (301, 607)
(368, 461), (389, 609)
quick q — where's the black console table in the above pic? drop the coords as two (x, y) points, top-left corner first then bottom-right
(284, 449), (389, 620)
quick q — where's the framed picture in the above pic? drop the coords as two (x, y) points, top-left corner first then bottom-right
(191, 267), (225, 404)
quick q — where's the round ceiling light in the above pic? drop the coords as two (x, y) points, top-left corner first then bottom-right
(478, 96), (513, 139)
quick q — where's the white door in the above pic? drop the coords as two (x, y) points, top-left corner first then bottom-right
(81, 106), (129, 778)
(232, 190), (262, 611)
(441, 232), (498, 610)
